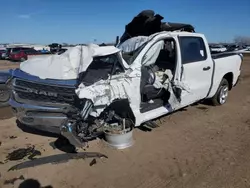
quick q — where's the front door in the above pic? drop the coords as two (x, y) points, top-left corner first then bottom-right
(178, 36), (213, 106)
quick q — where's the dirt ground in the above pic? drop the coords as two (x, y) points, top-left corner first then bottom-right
(0, 60), (20, 70)
(1, 56), (250, 188)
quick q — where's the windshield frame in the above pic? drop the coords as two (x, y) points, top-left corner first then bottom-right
(78, 53), (125, 86)
(121, 41), (148, 65)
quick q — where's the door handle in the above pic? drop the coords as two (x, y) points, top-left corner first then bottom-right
(203, 66), (211, 71)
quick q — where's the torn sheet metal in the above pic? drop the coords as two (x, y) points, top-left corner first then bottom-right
(20, 45), (121, 80)
(75, 71), (142, 116)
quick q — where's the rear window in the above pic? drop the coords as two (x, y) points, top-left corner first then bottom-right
(179, 37), (207, 64)
(11, 48), (22, 54)
(24, 49), (38, 54)
(12, 48), (20, 53)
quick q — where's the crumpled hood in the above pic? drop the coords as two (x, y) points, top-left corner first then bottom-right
(20, 45), (121, 80)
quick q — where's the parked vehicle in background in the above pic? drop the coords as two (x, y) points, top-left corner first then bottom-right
(4, 47), (27, 60)
(226, 45), (241, 52)
(48, 43), (62, 54)
(38, 49), (51, 54)
(57, 48), (68, 55)
(8, 47), (41, 62)
(209, 44), (227, 53)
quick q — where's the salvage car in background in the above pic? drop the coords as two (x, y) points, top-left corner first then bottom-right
(0, 71), (10, 107)
(209, 44), (227, 53)
(7, 10), (243, 148)
(4, 47), (32, 61)
(8, 47), (41, 62)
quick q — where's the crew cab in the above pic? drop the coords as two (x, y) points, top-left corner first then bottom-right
(8, 32), (242, 147)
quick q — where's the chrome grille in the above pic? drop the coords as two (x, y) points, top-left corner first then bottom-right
(12, 78), (76, 105)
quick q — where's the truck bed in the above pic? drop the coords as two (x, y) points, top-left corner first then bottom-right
(211, 51), (242, 59)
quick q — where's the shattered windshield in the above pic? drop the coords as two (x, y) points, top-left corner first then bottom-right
(78, 53), (124, 86)
(121, 42), (147, 65)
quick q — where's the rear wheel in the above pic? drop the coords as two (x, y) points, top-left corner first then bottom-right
(211, 78), (229, 106)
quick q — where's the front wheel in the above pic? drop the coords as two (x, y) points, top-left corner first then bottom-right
(211, 78), (229, 106)
(0, 84), (10, 107)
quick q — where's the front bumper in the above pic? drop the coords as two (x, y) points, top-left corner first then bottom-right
(9, 99), (68, 134)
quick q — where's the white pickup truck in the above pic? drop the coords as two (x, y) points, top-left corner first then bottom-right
(8, 31), (242, 147)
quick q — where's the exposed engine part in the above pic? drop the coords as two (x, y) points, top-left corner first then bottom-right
(80, 99), (93, 121)
(61, 99), (135, 148)
(103, 111), (134, 135)
(61, 120), (86, 148)
(60, 117), (104, 148)
(105, 110), (123, 123)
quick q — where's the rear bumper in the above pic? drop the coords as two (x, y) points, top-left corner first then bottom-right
(9, 99), (67, 134)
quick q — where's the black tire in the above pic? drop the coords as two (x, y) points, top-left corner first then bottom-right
(0, 84), (10, 107)
(20, 57), (26, 62)
(211, 78), (229, 106)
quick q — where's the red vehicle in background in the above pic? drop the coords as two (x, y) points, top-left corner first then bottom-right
(8, 47), (41, 62)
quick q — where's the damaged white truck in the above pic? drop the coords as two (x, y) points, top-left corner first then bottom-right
(7, 11), (242, 148)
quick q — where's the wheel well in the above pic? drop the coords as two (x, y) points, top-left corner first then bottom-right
(223, 72), (233, 90)
(101, 99), (136, 124)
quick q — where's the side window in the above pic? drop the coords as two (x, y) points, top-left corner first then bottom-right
(179, 37), (207, 64)
(25, 49), (37, 55)
(24, 50), (31, 55)
(89, 54), (124, 75)
(12, 48), (20, 53)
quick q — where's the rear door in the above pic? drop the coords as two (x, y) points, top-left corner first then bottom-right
(179, 36), (213, 106)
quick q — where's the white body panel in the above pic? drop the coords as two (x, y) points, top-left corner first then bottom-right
(207, 54), (242, 98)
